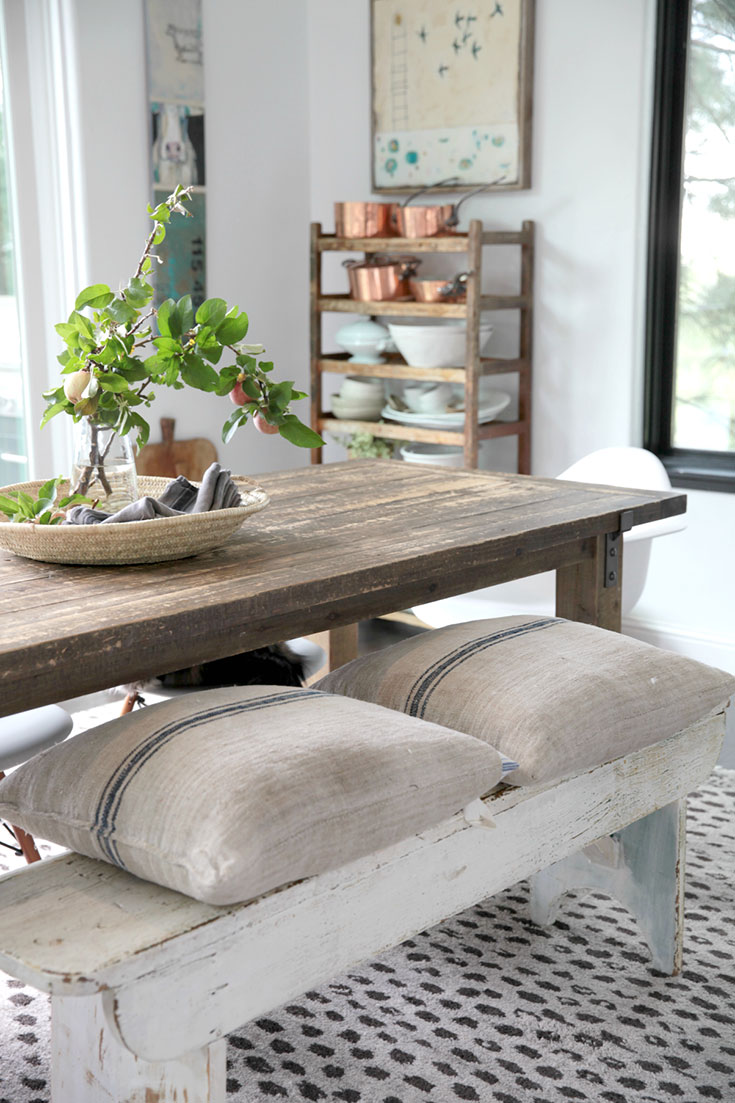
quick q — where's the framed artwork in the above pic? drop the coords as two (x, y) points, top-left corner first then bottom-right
(144, 0), (207, 309)
(371, 0), (534, 192)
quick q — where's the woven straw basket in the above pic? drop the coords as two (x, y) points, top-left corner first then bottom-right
(0, 476), (269, 566)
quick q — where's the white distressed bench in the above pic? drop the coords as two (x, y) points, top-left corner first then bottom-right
(0, 711), (723, 1103)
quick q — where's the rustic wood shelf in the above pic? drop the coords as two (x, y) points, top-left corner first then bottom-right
(310, 219), (534, 471)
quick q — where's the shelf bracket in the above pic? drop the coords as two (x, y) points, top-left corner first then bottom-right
(604, 510), (634, 588)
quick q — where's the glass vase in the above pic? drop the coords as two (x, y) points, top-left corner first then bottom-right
(71, 417), (139, 511)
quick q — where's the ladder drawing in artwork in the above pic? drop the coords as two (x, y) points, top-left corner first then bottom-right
(391, 14), (409, 130)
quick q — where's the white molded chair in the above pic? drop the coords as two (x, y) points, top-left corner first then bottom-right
(0, 705), (73, 862)
(414, 447), (687, 628)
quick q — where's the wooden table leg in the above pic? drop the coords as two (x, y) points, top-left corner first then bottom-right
(327, 623), (359, 671)
(555, 534), (622, 632)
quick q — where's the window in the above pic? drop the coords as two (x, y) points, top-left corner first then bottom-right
(0, 50), (28, 485)
(645, 0), (735, 492)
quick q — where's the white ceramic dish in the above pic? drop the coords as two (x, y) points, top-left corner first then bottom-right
(388, 321), (494, 368)
(402, 382), (454, 413)
(330, 395), (385, 420)
(338, 376), (386, 400)
(399, 444), (466, 468)
(381, 390), (510, 429)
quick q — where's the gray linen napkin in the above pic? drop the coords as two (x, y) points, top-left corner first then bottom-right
(63, 462), (242, 525)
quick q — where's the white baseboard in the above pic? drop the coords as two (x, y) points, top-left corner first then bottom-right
(623, 614), (735, 768)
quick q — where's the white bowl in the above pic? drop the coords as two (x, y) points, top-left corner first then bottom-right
(388, 321), (494, 368)
(330, 394), (384, 420)
(402, 382), (454, 413)
(339, 376), (386, 400)
(399, 444), (466, 468)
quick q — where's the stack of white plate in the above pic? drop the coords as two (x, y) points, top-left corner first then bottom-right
(330, 376), (385, 420)
(382, 389), (510, 430)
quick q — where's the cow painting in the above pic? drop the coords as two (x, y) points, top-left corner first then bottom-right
(151, 102), (204, 189)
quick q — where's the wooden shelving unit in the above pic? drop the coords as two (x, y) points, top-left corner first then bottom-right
(310, 219), (534, 470)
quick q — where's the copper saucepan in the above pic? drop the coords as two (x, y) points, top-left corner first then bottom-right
(408, 273), (469, 303)
(395, 176), (506, 238)
(334, 202), (395, 238)
(343, 255), (420, 301)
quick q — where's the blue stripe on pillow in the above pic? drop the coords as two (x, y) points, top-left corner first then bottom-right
(406, 619), (557, 718)
(93, 689), (325, 866)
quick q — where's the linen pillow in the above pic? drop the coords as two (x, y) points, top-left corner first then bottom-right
(316, 616), (735, 786)
(0, 685), (504, 905)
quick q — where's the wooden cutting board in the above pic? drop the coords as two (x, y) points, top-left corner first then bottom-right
(135, 417), (218, 481)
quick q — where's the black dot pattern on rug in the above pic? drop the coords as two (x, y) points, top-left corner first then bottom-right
(0, 771), (733, 1101)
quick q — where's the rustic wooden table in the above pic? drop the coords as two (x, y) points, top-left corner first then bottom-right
(0, 460), (686, 719)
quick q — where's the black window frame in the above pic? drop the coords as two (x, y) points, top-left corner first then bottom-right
(644, 0), (735, 493)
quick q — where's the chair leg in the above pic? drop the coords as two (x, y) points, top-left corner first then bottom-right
(0, 772), (42, 864)
(120, 691), (141, 716)
(529, 799), (686, 974)
(11, 825), (42, 864)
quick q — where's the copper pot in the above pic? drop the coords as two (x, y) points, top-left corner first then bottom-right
(343, 255), (420, 301)
(395, 177), (505, 238)
(334, 202), (395, 238)
(408, 273), (469, 303)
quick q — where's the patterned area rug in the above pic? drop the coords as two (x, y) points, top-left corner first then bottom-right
(0, 770), (733, 1103)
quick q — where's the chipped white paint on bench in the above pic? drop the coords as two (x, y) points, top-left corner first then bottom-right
(530, 798), (686, 974)
(51, 992), (226, 1102)
(0, 713), (724, 1103)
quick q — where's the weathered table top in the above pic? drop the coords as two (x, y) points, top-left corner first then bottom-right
(0, 460), (685, 717)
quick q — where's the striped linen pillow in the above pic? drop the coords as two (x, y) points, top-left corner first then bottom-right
(0, 685), (504, 905)
(316, 616), (735, 786)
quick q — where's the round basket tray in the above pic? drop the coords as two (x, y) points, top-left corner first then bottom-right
(0, 476), (270, 566)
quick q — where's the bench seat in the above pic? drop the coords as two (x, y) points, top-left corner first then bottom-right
(0, 710), (724, 1102)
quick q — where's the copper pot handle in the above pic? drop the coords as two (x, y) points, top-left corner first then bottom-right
(400, 177), (462, 207)
(446, 175), (507, 227)
(438, 272), (470, 297)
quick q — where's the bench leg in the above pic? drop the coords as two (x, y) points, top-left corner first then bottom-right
(51, 992), (226, 1102)
(528, 798), (686, 975)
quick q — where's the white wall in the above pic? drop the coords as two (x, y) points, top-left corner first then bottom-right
(69, 0), (311, 477)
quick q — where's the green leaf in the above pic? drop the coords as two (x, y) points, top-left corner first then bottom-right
(181, 352), (219, 391)
(0, 494), (22, 517)
(198, 342), (224, 365)
(55, 321), (81, 344)
(266, 381), (294, 413)
(156, 299), (176, 338)
(278, 415), (324, 449)
(177, 294), (195, 334)
(241, 376), (261, 400)
(39, 401), (68, 428)
(104, 297), (138, 326)
(221, 407), (247, 445)
(167, 303), (185, 339)
(125, 411), (151, 447)
(196, 297), (227, 329)
(97, 372), (130, 393)
(125, 276), (154, 309)
(215, 309), (249, 345)
(37, 477), (61, 502)
(58, 493), (92, 508)
(120, 356), (149, 382)
(14, 490), (36, 511)
(32, 496), (55, 515)
(75, 283), (114, 311)
(259, 360), (274, 373)
(69, 311), (95, 340)
(214, 365), (241, 396)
